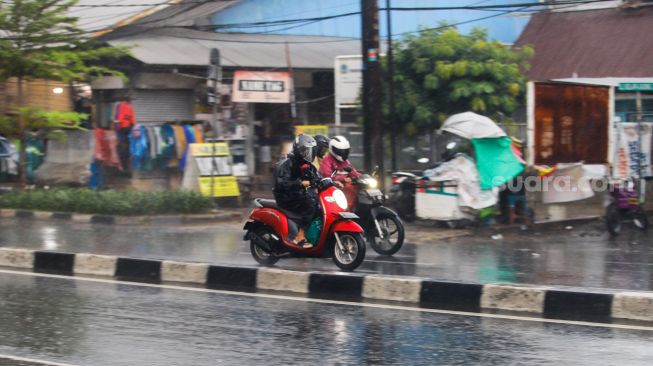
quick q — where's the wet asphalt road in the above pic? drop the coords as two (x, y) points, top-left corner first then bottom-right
(0, 271), (652, 366)
(1, 218), (653, 291)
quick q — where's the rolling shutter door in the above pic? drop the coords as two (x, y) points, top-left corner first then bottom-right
(132, 89), (194, 123)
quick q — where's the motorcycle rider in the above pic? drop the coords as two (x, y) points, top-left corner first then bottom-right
(320, 135), (361, 183)
(312, 134), (330, 169)
(320, 135), (361, 208)
(273, 134), (321, 248)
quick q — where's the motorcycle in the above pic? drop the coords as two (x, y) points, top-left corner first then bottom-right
(387, 171), (418, 222)
(342, 166), (405, 256)
(606, 179), (648, 236)
(243, 168), (366, 271)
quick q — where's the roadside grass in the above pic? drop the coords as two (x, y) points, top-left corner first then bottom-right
(0, 189), (213, 216)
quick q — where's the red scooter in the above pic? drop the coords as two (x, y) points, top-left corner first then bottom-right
(243, 172), (366, 271)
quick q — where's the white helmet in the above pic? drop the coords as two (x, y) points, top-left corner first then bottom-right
(329, 135), (350, 162)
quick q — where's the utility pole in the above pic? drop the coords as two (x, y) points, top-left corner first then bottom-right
(208, 48), (222, 198)
(386, 0), (397, 172)
(361, 0), (385, 189)
(285, 42), (298, 124)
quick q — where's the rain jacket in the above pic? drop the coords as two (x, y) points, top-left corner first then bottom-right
(273, 153), (321, 205)
(319, 153), (361, 182)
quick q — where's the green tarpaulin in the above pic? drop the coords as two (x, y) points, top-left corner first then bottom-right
(471, 137), (524, 190)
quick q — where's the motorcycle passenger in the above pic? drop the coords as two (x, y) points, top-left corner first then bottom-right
(273, 134), (321, 249)
(312, 134), (330, 170)
(320, 135), (361, 208)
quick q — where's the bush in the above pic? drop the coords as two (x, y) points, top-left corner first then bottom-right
(0, 189), (213, 215)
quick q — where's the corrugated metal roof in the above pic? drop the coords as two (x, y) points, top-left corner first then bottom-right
(126, 1), (238, 28)
(514, 6), (653, 80)
(553, 77), (653, 87)
(107, 28), (360, 69)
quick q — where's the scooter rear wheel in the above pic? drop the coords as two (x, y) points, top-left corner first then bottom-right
(332, 232), (366, 272)
(249, 227), (280, 266)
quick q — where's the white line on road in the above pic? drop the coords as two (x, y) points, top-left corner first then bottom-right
(1, 268), (652, 332)
(0, 354), (79, 366)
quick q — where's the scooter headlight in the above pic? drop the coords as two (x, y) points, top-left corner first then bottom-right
(332, 189), (348, 210)
(366, 178), (378, 189)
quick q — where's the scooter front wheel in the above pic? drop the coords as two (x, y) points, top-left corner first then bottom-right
(332, 232), (366, 272)
(368, 213), (404, 256)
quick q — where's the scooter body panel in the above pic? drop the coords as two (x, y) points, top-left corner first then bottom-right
(248, 208), (290, 241)
(330, 220), (364, 234)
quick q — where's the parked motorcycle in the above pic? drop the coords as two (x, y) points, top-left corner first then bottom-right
(606, 179), (648, 236)
(387, 171), (418, 222)
(343, 167), (405, 256)
(243, 172), (366, 271)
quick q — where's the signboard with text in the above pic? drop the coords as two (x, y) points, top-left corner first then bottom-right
(335, 55), (363, 107)
(232, 70), (290, 103)
(618, 83), (653, 92)
(182, 143), (240, 197)
(295, 125), (329, 137)
(614, 122), (652, 178)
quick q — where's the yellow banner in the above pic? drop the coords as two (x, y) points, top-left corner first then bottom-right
(198, 176), (241, 197)
(190, 143), (230, 157)
(295, 125), (329, 137)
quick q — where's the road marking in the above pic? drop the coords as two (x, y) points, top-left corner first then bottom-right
(1, 268), (652, 332)
(0, 354), (79, 366)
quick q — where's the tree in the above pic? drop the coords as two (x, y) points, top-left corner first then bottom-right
(0, 0), (128, 189)
(387, 26), (533, 136)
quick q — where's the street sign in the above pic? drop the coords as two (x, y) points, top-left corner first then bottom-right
(295, 125), (328, 136)
(618, 83), (653, 92)
(182, 142), (241, 198)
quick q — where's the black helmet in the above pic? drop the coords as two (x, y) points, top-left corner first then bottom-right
(314, 134), (330, 159)
(293, 134), (317, 163)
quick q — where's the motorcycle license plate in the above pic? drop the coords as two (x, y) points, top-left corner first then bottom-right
(366, 189), (383, 197)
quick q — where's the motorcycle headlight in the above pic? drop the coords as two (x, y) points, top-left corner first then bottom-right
(366, 178), (378, 189)
(332, 189), (348, 210)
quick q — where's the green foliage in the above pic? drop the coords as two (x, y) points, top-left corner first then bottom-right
(0, 189), (214, 215)
(0, 107), (86, 138)
(0, 0), (129, 82)
(386, 25), (532, 135)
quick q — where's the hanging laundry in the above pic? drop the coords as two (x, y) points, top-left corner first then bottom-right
(173, 125), (187, 159)
(193, 124), (204, 144)
(179, 125), (198, 172)
(129, 124), (149, 170)
(115, 101), (136, 130)
(161, 125), (177, 168)
(94, 129), (121, 168)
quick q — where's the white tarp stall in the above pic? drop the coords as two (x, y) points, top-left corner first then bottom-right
(416, 154), (498, 221)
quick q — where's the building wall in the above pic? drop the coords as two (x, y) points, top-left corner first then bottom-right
(0, 78), (72, 114)
(211, 0), (530, 43)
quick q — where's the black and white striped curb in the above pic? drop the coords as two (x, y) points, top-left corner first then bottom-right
(1, 247), (652, 324)
(0, 208), (240, 225)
